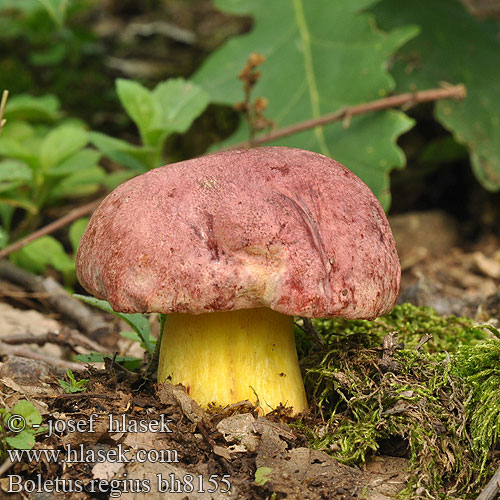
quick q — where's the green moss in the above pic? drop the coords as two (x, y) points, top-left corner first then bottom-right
(296, 303), (499, 499)
(308, 302), (488, 353)
(454, 335), (500, 473)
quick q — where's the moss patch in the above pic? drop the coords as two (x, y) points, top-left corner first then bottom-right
(295, 303), (500, 499)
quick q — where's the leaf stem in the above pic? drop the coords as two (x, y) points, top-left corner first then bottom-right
(0, 198), (104, 260)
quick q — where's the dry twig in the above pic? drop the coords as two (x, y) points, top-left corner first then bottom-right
(0, 197), (103, 260)
(234, 53), (274, 142)
(298, 318), (325, 346)
(0, 260), (109, 338)
(476, 465), (500, 500)
(228, 84), (466, 150)
(0, 342), (84, 371)
(1, 328), (110, 354)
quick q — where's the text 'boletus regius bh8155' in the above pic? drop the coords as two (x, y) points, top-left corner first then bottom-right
(76, 147), (400, 414)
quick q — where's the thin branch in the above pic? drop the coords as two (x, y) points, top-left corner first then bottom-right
(0, 458), (14, 478)
(475, 464), (500, 500)
(0, 260), (110, 338)
(1, 328), (111, 354)
(0, 197), (103, 260)
(0, 90), (8, 136)
(227, 84), (467, 150)
(0, 342), (84, 371)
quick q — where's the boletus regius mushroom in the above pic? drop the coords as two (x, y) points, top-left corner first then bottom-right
(76, 147), (400, 414)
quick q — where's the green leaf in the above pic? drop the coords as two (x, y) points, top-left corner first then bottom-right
(193, 0), (417, 208)
(0, 121), (35, 142)
(152, 78), (209, 134)
(89, 131), (150, 172)
(0, 137), (41, 166)
(116, 79), (158, 143)
(30, 43), (67, 66)
(69, 217), (89, 254)
(40, 125), (88, 169)
(36, 0), (68, 27)
(58, 369), (89, 393)
(120, 331), (142, 342)
(0, 160), (32, 182)
(12, 235), (74, 274)
(372, 0), (500, 192)
(74, 295), (154, 354)
(102, 170), (137, 190)
(120, 330), (157, 351)
(46, 148), (100, 177)
(74, 352), (142, 371)
(6, 430), (36, 450)
(49, 165), (106, 199)
(0, 194), (37, 213)
(4, 94), (60, 122)
(11, 400), (42, 427)
(255, 466), (272, 486)
(0, 160), (32, 193)
(0, 225), (7, 248)
(419, 136), (468, 165)
(115, 78), (209, 150)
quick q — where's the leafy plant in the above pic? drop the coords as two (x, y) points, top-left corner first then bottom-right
(91, 78), (210, 172)
(0, 0), (101, 112)
(57, 369), (89, 393)
(73, 295), (165, 372)
(75, 294), (158, 356)
(0, 400), (45, 456)
(0, 76), (210, 276)
(0, 95), (104, 238)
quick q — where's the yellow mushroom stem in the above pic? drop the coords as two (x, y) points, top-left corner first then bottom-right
(157, 307), (308, 414)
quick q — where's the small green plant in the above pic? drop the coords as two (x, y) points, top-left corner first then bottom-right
(0, 95), (104, 235)
(91, 78), (209, 172)
(0, 400), (45, 456)
(254, 466), (272, 486)
(0, 0), (99, 96)
(57, 369), (89, 393)
(74, 295), (161, 372)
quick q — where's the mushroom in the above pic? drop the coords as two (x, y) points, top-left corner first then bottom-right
(76, 147), (400, 414)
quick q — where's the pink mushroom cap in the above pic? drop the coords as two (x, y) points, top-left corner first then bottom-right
(76, 147), (400, 319)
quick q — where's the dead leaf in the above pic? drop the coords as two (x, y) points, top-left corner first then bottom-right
(92, 460), (123, 481)
(216, 413), (258, 452)
(213, 444), (232, 460)
(157, 383), (206, 423)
